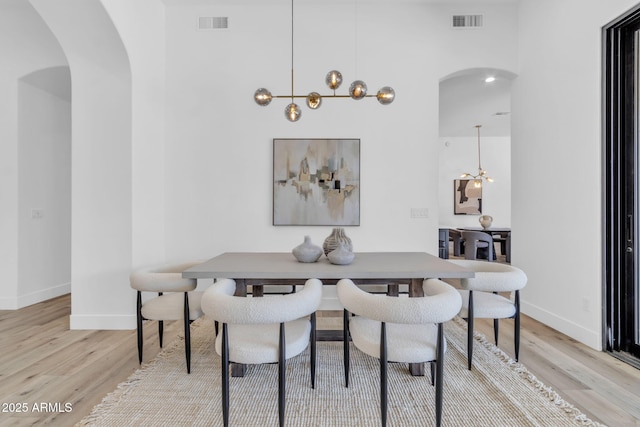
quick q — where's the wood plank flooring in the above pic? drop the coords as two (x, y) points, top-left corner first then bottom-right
(1, 294), (640, 426)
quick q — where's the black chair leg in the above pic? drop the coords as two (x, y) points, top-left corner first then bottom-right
(435, 323), (444, 427)
(278, 322), (286, 427)
(514, 290), (521, 361)
(380, 322), (388, 427)
(467, 291), (474, 370)
(494, 318), (499, 346)
(343, 309), (350, 388)
(221, 323), (229, 427)
(430, 361), (435, 386)
(136, 291), (143, 364)
(310, 312), (316, 389)
(158, 292), (164, 348)
(184, 292), (191, 374)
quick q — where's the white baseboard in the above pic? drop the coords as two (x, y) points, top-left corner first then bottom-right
(521, 300), (602, 350)
(70, 314), (136, 330)
(0, 282), (71, 310)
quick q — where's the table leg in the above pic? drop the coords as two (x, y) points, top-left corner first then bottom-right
(232, 279), (249, 377)
(409, 278), (425, 376)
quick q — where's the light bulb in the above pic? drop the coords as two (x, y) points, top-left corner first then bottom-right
(285, 103), (301, 122)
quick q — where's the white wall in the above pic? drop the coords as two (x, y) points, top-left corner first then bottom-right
(0, 0), (69, 309)
(513, 0), (640, 349)
(162, 1), (519, 266)
(17, 69), (72, 307)
(438, 136), (511, 228)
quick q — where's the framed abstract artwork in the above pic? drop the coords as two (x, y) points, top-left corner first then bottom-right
(454, 179), (482, 215)
(273, 138), (360, 226)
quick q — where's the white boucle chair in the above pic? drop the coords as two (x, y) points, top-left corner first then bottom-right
(201, 278), (323, 427)
(337, 278), (462, 427)
(129, 260), (204, 374)
(448, 260), (527, 370)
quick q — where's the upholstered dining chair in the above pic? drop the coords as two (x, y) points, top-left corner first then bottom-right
(129, 260), (204, 373)
(201, 278), (323, 427)
(337, 278), (462, 427)
(461, 230), (495, 261)
(448, 260), (527, 370)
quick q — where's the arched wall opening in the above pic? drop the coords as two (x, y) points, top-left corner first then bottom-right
(438, 67), (517, 230)
(30, 0), (134, 328)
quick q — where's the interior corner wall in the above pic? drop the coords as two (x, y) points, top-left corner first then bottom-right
(101, 0), (168, 271)
(30, 0), (134, 329)
(512, 0), (640, 350)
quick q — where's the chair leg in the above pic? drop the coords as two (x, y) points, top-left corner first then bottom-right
(467, 291), (474, 370)
(343, 309), (350, 388)
(221, 323), (229, 427)
(184, 292), (191, 374)
(494, 318), (499, 346)
(310, 312), (317, 389)
(136, 291), (143, 364)
(158, 292), (164, 348)
(514, 290), (521, 361)
(435, 323), (444, 427)
(430, 361), (435, 386)
(380, 321), (388, 427)
(278, 322), (286, 427)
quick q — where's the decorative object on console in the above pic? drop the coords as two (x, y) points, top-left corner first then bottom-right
(253, 0), (394, 122)
(323, 227), (353, 257)
(273, 138), (360, 226)
(460, 124), (493, 188)
(292, 235), (323, 263)
(327, 242), (355, 265)
(454, 179), (482, 215)
(479, 215), (493, 229)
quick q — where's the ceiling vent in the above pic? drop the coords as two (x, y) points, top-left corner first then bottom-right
(451, 14), (483, 29)
(198, 17), (228, 30)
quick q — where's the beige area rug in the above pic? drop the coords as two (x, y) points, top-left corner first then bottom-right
(77, 317), (606, 427)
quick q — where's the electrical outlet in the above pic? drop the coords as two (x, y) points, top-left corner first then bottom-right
(31, 209), (44, 219)
(410, 208), (429, 218)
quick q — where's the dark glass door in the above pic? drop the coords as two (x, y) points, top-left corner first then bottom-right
(604, 6), (640, 365)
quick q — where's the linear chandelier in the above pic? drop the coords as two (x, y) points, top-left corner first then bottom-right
(253, 0), (395, 122)
(461, 125), (493, 188)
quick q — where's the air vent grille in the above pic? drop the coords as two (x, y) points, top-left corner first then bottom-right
(452, 14), (483, 29)
(198, 17), (228, 30)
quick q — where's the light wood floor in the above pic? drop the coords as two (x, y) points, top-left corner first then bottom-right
(1, 294), (640, 427)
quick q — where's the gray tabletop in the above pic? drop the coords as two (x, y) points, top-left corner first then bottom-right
(182, 251), (473, 281)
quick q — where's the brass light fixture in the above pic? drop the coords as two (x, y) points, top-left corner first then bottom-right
(253, 0), (395, 122)
(461, 125), (493, 188)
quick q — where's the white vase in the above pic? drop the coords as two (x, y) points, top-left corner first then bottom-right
(479, 215), (493, 229)
(328, 242), (355, 265)
(292, 235), (323, 263)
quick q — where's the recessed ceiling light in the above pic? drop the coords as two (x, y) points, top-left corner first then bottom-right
(485, 76), (496, 83)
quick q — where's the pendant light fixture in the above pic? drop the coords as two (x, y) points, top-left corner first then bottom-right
(253, 0), (395, 122)
(461, 125), (493, 188)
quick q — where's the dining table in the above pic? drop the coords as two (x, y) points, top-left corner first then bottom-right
(183, 251), (474, 376)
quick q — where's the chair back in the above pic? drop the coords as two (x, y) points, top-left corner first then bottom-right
(461, 230), (494, 261)
(202, 278), (323, 324)
(337, 278), (461, 324)
(449, 259), (527, 292)
(130, 260), (203, 292)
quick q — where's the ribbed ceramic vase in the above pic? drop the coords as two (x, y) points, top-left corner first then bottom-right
(292, 235), (323, 263)
(323, 228), (353, 257)
(327, 241), (355, 265)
